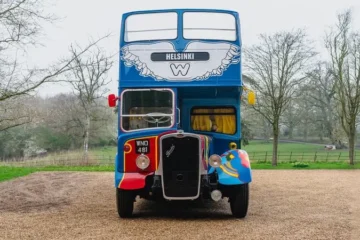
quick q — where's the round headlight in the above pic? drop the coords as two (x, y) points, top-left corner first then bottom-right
(136, 154), (150, 170)
(209, 154), (222, 168)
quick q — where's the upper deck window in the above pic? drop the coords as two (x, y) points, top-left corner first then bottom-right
(183, 12), (237, 41)
(124, 12), (178, 42)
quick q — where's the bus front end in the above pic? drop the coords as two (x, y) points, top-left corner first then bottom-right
(108, 9), (253, 219)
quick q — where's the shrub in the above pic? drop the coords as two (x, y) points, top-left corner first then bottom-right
(292, 162), (309, 168)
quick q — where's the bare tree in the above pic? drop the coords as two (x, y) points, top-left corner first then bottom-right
(0, 0), (56, 48)
(281, 98), (304, 140)
(37, 93), (116, 150)
(0, 0), (56, 102)
(305, 62), (344, 145)
(325, 9), (360, 165)
(0, 95), (34, 131)
(66, 44), (114, 156)
(0, 0), (111, 131)
(243, 29), (317, 166)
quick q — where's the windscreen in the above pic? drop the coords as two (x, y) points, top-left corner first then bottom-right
(124, 12), (178, 42)
(183, 12), (237, 41)
(121, 89), (174, 131)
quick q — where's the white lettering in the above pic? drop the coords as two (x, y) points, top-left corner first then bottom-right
(136, 141), (148, 146)
(166, 144), (175, 158)
(164, 53), (195, 61)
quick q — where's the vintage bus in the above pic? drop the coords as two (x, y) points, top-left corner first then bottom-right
(108, 8), (256, 218)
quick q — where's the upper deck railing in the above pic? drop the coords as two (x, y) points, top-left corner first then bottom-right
(119, 9), (242, 88)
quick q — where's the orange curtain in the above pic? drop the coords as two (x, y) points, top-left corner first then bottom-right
(191, 108), (236, 134)
(213, 108), (236, 134)
(191, 109), (212, 131)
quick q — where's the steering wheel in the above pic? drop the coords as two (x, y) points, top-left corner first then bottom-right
(143, 112), (171, 125)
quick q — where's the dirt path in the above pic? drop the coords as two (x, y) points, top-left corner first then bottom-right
(0, 170), (359, 240)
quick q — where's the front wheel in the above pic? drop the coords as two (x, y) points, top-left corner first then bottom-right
(116, 188), (135, 218)
(229, 184), (249, 218)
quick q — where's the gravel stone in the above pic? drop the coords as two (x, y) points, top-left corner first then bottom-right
(0, 170), (359, 240)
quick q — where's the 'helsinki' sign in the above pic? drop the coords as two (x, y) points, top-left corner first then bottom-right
(151, 52), (209, 62)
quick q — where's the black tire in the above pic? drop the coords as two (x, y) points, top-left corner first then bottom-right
(229, 184), (249, 218)
(116, 188), (135, 218)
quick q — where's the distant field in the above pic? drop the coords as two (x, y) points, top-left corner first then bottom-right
(93, 140), (358, 163)
(242, 140), (322, 152)
(1, 141), (358, 182)
(94, 140), (351, 154)
(90, 146), (117, 159)
(1, 140), (358, 169)
(1, 162), (359, 182)
(242, 140), (357, 162)
(92, 140), (338, 155)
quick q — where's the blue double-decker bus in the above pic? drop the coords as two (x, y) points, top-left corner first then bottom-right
(108, 8), (255, 218)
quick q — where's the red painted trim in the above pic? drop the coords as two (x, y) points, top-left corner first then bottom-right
(119, 172), (153, 190)
(124, 136), (158, 172)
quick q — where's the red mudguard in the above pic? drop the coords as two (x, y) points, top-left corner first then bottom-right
(118, 172), (153, 190)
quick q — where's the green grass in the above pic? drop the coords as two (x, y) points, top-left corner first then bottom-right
(0, 167), (37, 182)
(242, 140), (358, 162)
(1, 161), (359, 183)
(90, 146), (117, 159)
(242, 140), (323, 152)
(251, 162), (360, 169)
(0, 165), (113, 182)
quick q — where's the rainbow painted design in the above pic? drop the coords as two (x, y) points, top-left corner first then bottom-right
(199, 135), (211, 170)
(118, 136), (158, 190)
(215, 149), (252, 185)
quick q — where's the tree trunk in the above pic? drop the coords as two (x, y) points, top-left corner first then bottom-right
(348, 123), (356, 165)
(318, 125), (324, 142)
(84, 112), (90, 161)
(303, 127), (308, 141)
(288, 125), (294, 140)
(323, 104), (335, 144)
(272, 124), (279, 166)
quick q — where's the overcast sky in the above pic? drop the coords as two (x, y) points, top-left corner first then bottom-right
(31, 0), (360, 97)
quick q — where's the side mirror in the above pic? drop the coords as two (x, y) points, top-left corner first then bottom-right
(247, 91), (256, 105)
(108, 94), (119, 107)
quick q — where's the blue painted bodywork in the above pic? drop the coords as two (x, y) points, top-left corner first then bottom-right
(119, 9), (242, 88)
(115, 8), (251, 190)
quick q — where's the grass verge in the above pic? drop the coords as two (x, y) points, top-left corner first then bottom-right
(0, 165), (113, 182)
(1, 162), (359, 182)
(251, 162), (360, 169)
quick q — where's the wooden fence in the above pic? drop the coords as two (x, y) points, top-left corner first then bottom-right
(249, 151), (360, 163)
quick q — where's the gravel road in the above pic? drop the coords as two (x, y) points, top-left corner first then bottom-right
(0, 170), (359, 240)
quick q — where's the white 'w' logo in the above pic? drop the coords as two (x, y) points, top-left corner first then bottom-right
(170, 63), (190, 76)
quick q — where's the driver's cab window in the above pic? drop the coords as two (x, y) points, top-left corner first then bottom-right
(121, 89), (174, 131)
